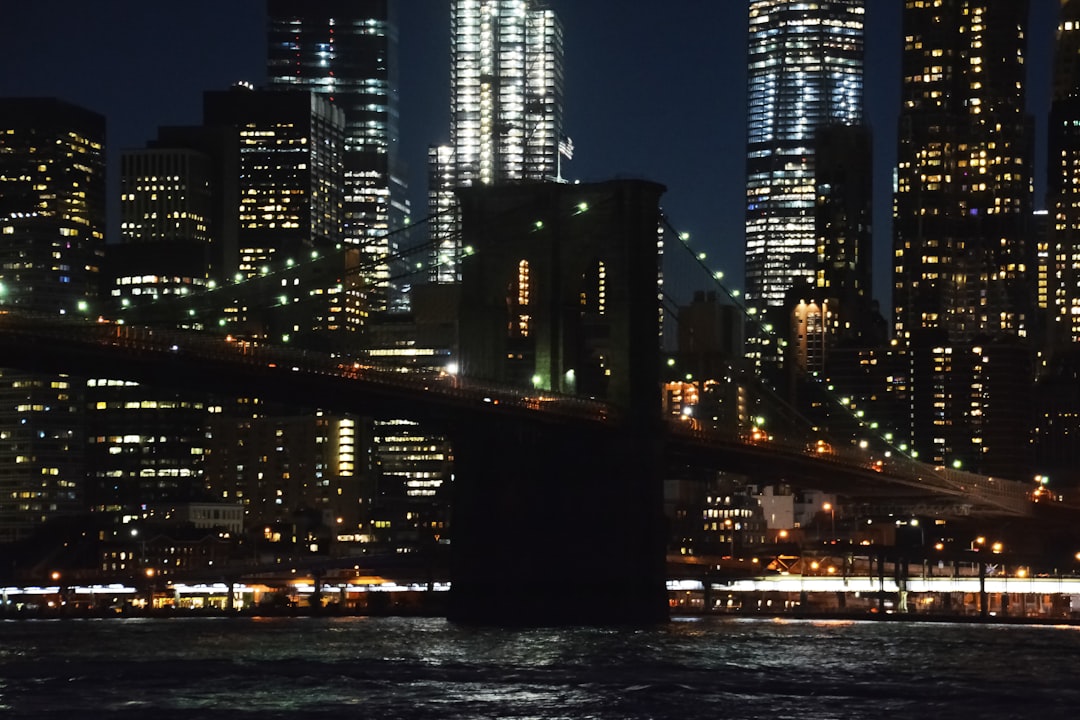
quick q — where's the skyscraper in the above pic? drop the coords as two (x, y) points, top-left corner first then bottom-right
(0, 98), (105, 541)
(1047, 0), (1080, 355)
(744, 0), (866, 311)
(430, 0), (564, 283)
(0, 98), (105, 313)
(894, 0), (1033, 346)
(894, 0), (1034, 475)
(267, 0), (409, 314)
(204, 86), (345, 279)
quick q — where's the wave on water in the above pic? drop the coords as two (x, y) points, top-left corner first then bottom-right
(1, 616), (1078, 719)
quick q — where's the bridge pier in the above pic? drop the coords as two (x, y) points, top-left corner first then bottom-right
(447, 419), (668, 625)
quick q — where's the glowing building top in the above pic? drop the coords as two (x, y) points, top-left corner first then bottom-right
(431, 0), (564, 283)
(744, 0), (865, 310)
(267, 0), (409, 313)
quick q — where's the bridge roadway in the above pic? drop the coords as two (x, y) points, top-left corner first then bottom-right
(0, 310), (1040, 516)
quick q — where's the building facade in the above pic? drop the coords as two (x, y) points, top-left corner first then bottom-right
(744, 0), (866, 311)
(204, 86), (345, 279)
(894, 0), (1033, 346)
(894, 0), (1034, 475)
(0, 98), (106, 542)
(1047, 0), (1080, 356)
(430, 0), (564, 283)
(267, 0), (410, 313)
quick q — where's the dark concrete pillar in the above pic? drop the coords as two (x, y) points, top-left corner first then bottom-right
(448, 418), (668, 625)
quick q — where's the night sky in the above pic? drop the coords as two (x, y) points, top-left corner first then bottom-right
(0, 0), (1062, 308)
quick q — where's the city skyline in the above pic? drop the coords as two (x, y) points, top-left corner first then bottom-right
(0, 1), (1063, 309)
(1, 1), (1079, 617)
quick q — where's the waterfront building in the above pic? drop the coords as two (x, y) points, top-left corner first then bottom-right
(359, 284), (459, 554)
(87, 124), (247, 516)
(894, 0), (1034, 475)
(429, 0), (564, 282)
(204, 405), (374, 556)
(84, 378), (216, 514)
(267, 0), (410, 313)
(0, 98), (105, 542)
(744, 0), (866, 312)
(666, 474), (769, 559)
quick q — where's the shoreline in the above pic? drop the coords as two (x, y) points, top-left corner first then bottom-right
(4, 603), (1080, 628)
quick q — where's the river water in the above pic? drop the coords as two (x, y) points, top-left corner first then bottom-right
(1, 615), (1077, 719)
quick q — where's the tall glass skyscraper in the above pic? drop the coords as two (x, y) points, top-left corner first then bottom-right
(267, 0), (409, 313)
(744, 0), (865, 310)
(430, 0), (564, 283)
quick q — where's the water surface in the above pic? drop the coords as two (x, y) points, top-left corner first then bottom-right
(1, 616), (1076, 718)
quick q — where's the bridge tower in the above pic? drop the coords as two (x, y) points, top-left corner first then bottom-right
(449, 179), (669, 624)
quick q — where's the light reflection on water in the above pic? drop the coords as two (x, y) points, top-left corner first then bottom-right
(1, 615), (1078, 719)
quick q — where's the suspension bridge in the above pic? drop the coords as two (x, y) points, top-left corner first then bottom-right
(0, 178), (1061, 622)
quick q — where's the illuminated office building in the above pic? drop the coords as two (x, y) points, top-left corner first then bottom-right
(267, 0), (409, 313)
(894, 0), (1033, 345)
(0, 98), (105, 313)
(204, 86), (344, 277)
(1047, 0), (1080, 356)
(1031, 2), (1080, 491)
(744, 0), (865, 310)
(90, 133), (230, 515)
(895, 1), (1034, 476)
(204, 406), (373, 552)
(360, 284), (458, 553)
(83, 380), (216, 513)
(120, 149), (212, 247)
(114, 148), (215, 306)
(201, 86), (369, 340)
(0, 98), (105, 542)
(430, 0), (564, 283)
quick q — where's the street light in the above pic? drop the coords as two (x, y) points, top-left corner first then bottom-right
(823, 502), (835, 538)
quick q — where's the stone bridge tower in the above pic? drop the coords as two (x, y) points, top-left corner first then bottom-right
(449, 179), (669, 624)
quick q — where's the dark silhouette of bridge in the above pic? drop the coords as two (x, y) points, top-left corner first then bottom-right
(0, 311), (1035, 515)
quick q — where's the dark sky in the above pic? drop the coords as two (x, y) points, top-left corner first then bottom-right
(0, 0), (1061, 307)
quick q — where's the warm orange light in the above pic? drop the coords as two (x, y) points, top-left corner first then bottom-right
(50, 571), (60, 581)
(145, 568), (156, 578)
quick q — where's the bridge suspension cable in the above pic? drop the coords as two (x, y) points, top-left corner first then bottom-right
(656, 212), (1034, 508)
